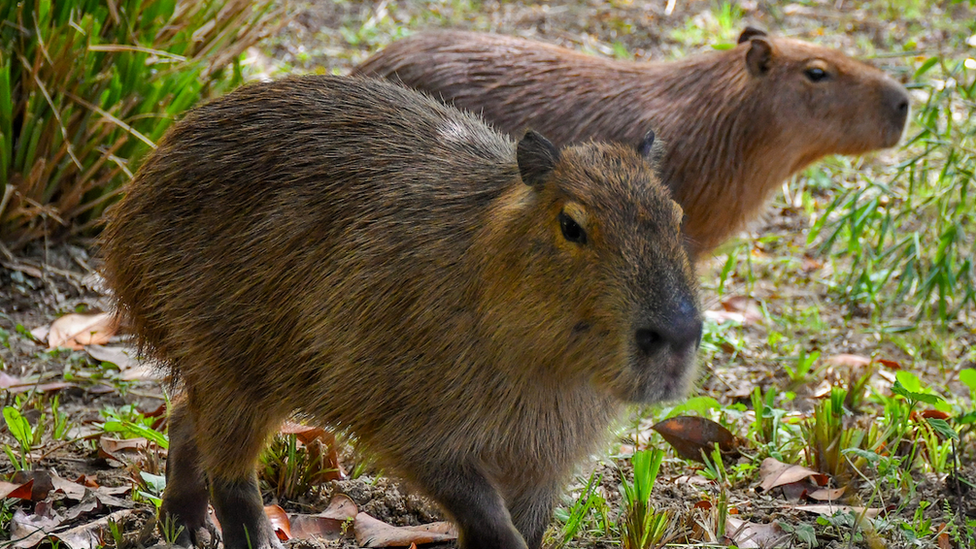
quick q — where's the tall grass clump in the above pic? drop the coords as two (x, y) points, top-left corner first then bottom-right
(0, 0), (281, 251)
(808, 55), (975, 321)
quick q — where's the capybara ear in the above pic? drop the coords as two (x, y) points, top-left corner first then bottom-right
(738, 26), (767, 44)
(745, 37), (773, 77)
(517, 130), (560, 188)
(637, 130), (656, 158)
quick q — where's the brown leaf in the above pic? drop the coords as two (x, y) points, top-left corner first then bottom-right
(354, 513), (457, 547)
(0, 372), (21, 388)
(266, 504), (292, 541)
(11, 507), (62, 548)
(318, 494), (358, 520)
(98, 436), (150, 464)
(280, 421), (327, 443)
(796, 503), (884, 518)
(725, 517), (788, 548)
(808, 486), (847, 501)
(5, 380), (77, 394)
(73, 474), (100, 488)
(801, 256), (823, 273)
(84, 344), (139, 370)
(875, 358), (902, 370)
(775, 478), (822, 501)
(46, 312), (117, 350)
(50, 509), (140, 549)
(0, 479), (35, 500)
(278, 422), (345, 482)
(651, 416), (742, 463)
(918, 409), (950, 420)
(51, 474), (89, 500)
(10, 470), (54, 501)
(937, 530), (951, 549)
(757, 457), (828, 493)
(289, 496), (358, 541)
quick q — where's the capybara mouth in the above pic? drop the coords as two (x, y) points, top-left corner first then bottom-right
(624, 348), (698, 404)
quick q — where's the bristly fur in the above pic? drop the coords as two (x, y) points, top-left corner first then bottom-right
(98, 75), (701, 549)
(354, 30), (910, 260)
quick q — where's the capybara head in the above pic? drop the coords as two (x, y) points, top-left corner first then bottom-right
(499, 131), (701, 403)
(738, 27), (909, 157)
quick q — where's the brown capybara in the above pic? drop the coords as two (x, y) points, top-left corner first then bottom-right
(99, 75), (702, 549)
(354, 28), (911, 259)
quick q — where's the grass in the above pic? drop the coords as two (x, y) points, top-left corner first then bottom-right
(808, 55), (976, 321)
(0, 0), (282, 251)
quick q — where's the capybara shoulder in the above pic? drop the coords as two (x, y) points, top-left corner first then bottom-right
(99, 76), (701, 549)
(355, 28), (910, 259)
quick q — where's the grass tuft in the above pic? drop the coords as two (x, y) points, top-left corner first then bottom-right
(0, 0), (283, 250)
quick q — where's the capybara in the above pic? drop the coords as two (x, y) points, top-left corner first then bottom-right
(354, 28), (911, 259)
(99, 75), (703, 549)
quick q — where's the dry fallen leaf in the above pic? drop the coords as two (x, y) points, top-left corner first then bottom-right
(0, 372), (21, 388)
(757, 457), (829, 493)
(354, 513), (457, 547)
(10, 470), (54, 501)
(267, 495), (358, 541)
(808, 486), (847, 501)
(918, 409), (950, 420)
(84, 344), (139, 370)
(50, 509), (140, 549)
(0, 479), (35, 500)
(98, 436), (152, 466)
(651, 416), (742, 463)
(46, 312), (117, 350)
(796, 503), (884, 519)
(266, 504), (293, 541)
(725, 517), (788, 548)
(278, 422), (345, 482)
(11, 507), (62, 548)
(875, 358), (901, 370)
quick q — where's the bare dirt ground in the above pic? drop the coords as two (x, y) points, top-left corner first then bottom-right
(2, 1), (975, 548)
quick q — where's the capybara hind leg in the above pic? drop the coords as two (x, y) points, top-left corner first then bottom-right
(414, 462), (527, 549)
(195, 398), (285, 549)
(508, 485), (559, 549)
(211, 475), (282, 549)
(160, 396), (216, 547)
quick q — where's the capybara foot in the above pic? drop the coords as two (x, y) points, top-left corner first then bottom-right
(210, 476), (283, 549)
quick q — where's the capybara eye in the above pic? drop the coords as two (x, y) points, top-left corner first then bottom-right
(559, 211), (587, 244)
(805, 67), (829, 82)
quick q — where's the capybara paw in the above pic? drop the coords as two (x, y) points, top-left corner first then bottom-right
(222, 527), (283, 549)
(158, 515), (219, 548)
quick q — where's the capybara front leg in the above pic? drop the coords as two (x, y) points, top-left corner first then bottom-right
(414, 462), (527, 549)
(210, 474), (282, 549)
(508, 483), (560, 549)
(160, 395), (216, 547)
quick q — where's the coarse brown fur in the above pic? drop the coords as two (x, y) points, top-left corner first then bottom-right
(354, 29), (911, 259)
(98, 76), (702, 549)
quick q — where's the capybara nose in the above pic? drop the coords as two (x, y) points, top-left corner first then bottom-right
(636, 315), (703, 356)
(887, 86), (911, 127)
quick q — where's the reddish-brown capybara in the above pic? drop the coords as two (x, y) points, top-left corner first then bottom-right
(354, 28), (911, 259)
(99, 75), (702, 549)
